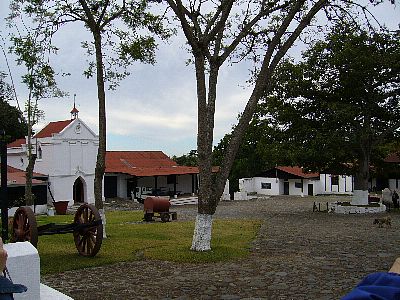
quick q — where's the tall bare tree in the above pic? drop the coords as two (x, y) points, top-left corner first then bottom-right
(166, 0), (390, 251)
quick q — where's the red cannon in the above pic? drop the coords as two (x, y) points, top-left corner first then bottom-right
(143, 196), (177, 222)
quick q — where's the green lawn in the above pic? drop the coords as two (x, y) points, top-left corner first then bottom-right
(35, 211), (261, 275)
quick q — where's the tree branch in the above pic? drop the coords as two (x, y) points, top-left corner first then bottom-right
(101, 1), (127, 30)
(78, 0), (97, 29)
(98, 0), (111, 26)
(203, 0), (234, 44)
(269, 0), (328, 72)
(166, 0), (198, 50)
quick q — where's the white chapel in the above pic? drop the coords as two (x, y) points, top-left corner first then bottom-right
(7, 106), (99, 208)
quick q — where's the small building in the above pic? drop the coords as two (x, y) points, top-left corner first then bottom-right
(236, 166), (353, 199)
(104, 151), (200, 199)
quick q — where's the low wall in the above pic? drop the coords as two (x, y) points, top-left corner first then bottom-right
(4, 242), (40, 299)
(329, 202), (386, 214)
(4, 241), (73, 300)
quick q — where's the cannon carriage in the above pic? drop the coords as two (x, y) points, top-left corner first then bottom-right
(11, 203), (103, 257)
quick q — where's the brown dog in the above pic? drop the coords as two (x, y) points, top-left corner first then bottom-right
(373, 216), (391, 228)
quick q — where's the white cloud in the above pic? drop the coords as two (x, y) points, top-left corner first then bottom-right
(2, 1), (399, 157)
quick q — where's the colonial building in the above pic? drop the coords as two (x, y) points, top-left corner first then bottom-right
(104, 151), (200, 200)
(7, 107), (98, 208)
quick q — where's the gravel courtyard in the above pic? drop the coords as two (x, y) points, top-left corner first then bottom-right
(42, 195), (400, 300)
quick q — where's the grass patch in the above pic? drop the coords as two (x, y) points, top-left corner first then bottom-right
(36, 211), (261, 275)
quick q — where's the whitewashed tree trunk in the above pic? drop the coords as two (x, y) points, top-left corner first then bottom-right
(99, 208), (107, 239)
(191, 214), (213, 251)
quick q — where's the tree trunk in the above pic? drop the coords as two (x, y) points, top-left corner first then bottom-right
(93, 29), (106, 237)
(188, 0), (328, 251)
(191, 55), (219, 251)
(352, 142), (370, 205)
(25, 93), (36, 207)
(25, 150), (36, 207)
(93, 31), (106, 211)
(191, 214), (213, 251)
(353, 160), (369, 191)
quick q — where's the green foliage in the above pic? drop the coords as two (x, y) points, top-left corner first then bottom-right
(0, 73), (27, 143)
(36, 211), (261, 275)
(213, 132), (267, 194)
(172, 150), (198, 166)
(241, 23), (400, 176)
(276, 26), (400, 169)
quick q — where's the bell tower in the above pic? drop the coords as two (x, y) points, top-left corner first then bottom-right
(70, 94), (79, 120)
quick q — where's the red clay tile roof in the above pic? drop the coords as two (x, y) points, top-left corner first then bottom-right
(0, 164), (46, 177)
(34, 119), (73, 138)
(384, 153), (400, 163)
(276, 166), (320, 179)
(6, 172), (45, 186)
(7, 138), (26, 148)
(0, 164), (46, 186)
(2, 164), (24, 173)
(106, 151), (200, 177)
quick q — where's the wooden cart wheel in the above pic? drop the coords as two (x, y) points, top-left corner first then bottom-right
(73, 204), (103, 257)
(160, 213), (170, 223)
(12, 206), (38, 248)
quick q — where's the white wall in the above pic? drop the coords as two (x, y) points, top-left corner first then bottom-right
(35, 140), (97, 178)
(33, 119), (98, 205)
(319, 174), (353, 194)
(4, 242), (40, 300)
(252, 177), (280, 195)
(237, 174), (354, 197)
(6, 153), (27, 170)
(239, 178), (254, 193)
(287, 179), (305, 196)
(48, 174), (94, 205)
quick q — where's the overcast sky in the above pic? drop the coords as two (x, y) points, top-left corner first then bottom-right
(0, 1), (399, 157)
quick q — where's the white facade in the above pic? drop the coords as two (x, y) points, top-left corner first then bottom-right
(7, 144), (29, 170)
(7, 118), (99, 206)
(237, 173), (354, 197)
